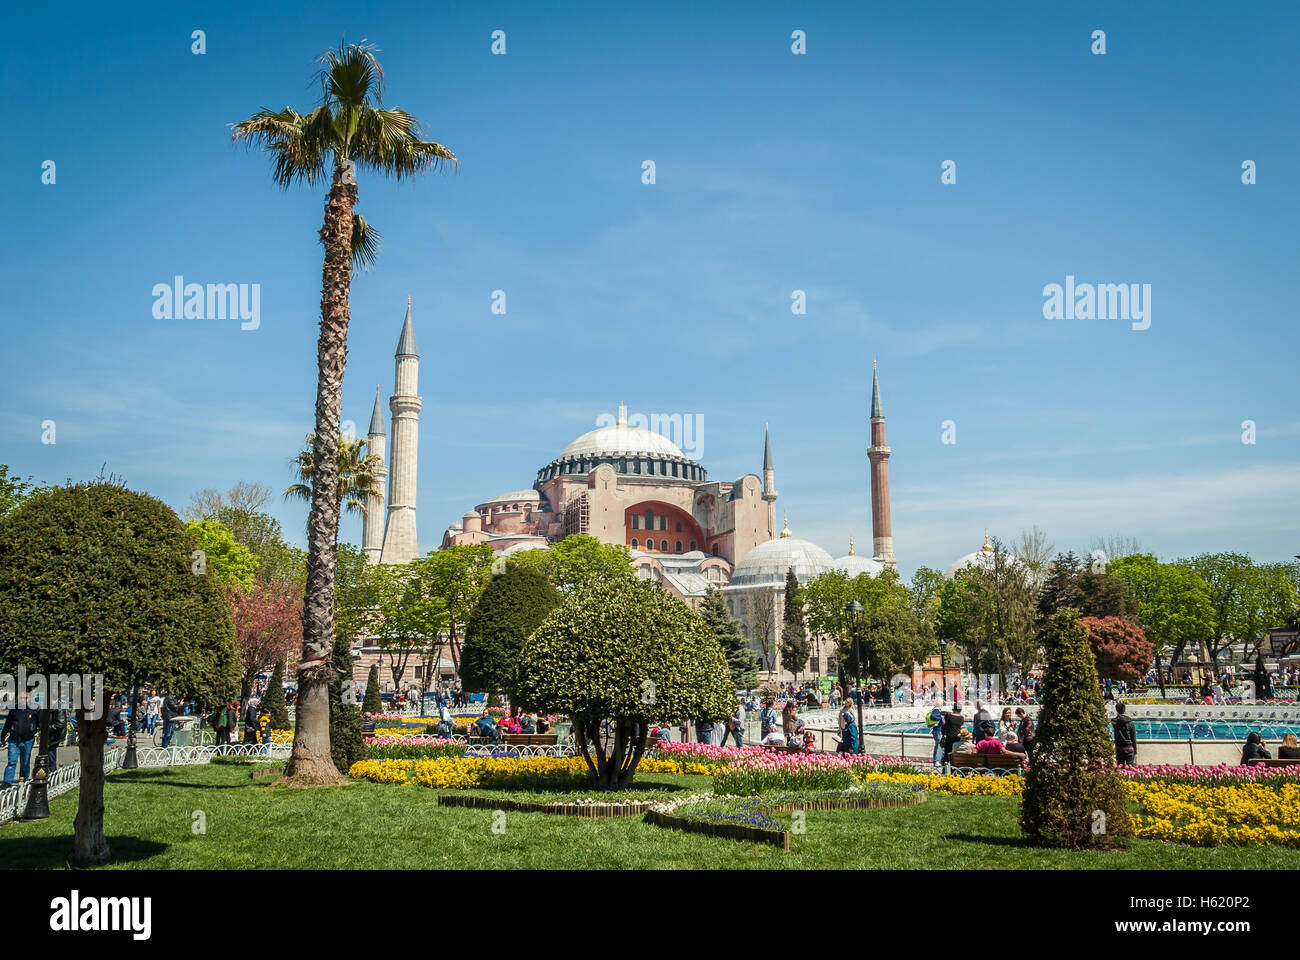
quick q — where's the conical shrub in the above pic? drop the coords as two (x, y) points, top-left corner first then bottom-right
(1020, 608), (1132, 849)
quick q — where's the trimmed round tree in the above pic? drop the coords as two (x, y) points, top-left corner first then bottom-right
(362, 664), (382, 715)
(1081, 616), (1154, 684)
(1021, 608), (1132, 849)
(515, 578), (733, 790)
(263, 660), (291, 730)
(461, 564), (559, 698)
(0, 481), (239, 864)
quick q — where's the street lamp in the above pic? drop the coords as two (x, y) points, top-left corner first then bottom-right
(938, 638), (949, 704)
(845, 601), (865, 755)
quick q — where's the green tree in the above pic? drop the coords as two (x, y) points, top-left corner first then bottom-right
(1110, 554), (1214, 693)
(938, 544), (1038, 681)
(334, 541), (382, 646)
(371, 561), (448, 689)
(1181, 552), (1296, 668)
(461, 565), (560, 697)
(328, 633), (365, 775)
(699, 589), (758, 689)
(217, 508), (307, 586)
(234, 40), (456, 784)
(1020, 609), (1132, 849)
(515, 578), (733, 789)
(263, 660), (291, 730)
(0, 465), (44, 517)
(362, 664), (382, 714)
(839, 605), (928, 680)
(507, 534), (635, 591)
(0, 481), (239, 863)
(186, 519), (259, 588)
(418, 543), (495, 683)
(779, 568), (811, 680)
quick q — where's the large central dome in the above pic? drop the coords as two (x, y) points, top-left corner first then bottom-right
(728, 519), (834, 586)
(536, 405), (706, 486)
(560, 422), (686, 460)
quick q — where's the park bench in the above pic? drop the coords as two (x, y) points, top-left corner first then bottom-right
(501, 733), (558, 747)
(1248, 757), (1300, 768)
(950, 752), (1027, 772)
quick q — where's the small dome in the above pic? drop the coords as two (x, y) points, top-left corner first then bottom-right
(499, 541), (549, 557)
(944, 529), (1017, 579)
(729, 524), (834, 587)
(833, 535), (883, 577)
(482, 489), (541, 506)
(835, 553), (884, 577)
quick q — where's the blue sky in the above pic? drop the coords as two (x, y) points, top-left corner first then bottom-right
(3, 1), (1298, 578)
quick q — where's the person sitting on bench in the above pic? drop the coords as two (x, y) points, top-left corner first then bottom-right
(1241, 731), (1271, 764)
(1278, 733), (1300, 760)
(951, 729), (977, 756)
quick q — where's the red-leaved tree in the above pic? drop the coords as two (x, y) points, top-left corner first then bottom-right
(1080, 616), (1153, 683)
(227, 578), (303, 702)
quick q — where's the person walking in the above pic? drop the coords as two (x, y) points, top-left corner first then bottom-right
(926, 704), (944, 766)
(1, 693), (41, 788)
(838, 700), (859, 754)
(972, 700), (995, 742)
(760, 699), (777, 739)
(1112, 701), (1137, 765)
(728, 701), (746, 748)
(160, 693), (184, 747)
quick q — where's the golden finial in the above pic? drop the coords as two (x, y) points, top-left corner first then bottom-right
(407, 295), (411, 305)
(981, 528), (993, 553)
(781, 512), (792, 538)
(849, 535), (856, 556)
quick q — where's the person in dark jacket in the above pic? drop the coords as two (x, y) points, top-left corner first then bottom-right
(1278, 734), (1300, 760)
(1015, 707), (1036, 764)
(1112, 702), (1137, 765)
(160, 694), (185, 748)
(1, 694), (42, 787)
(940, 705), (966, 764)
(1241, 731), (1271, 764)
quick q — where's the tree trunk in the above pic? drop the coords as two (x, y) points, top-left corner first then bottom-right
(73, 709), (109, 865)
(286, 158), (356, 785)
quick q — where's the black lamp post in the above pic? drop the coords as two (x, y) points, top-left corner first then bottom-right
(938, 638), (949, 703)
(123, 682), (139, 769)
(845, 601), (865, 754)
(19, 699), (51, 821)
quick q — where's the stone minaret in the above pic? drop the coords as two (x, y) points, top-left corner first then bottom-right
(761, 422), (778, 538)
(867, 358), (896, 568)
(362, 385), (388, 564)
(379, 298), (422, 564)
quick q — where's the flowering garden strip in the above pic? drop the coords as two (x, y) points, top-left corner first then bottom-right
(347, 755), (703, 790)
(364, 739), (469, 761)
(1125, 780), (1300, 848)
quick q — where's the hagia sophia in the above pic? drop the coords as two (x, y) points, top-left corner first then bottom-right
(357, 300), (998, 682)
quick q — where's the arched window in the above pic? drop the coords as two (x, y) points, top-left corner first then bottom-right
(660, 539), (669, 551)
(675, 521), (682, 532)
(644, 507), (654, 529)
(675, 540), (682, 553)
(630, 538), (639, 550)
(658, 515), (667, 531)
(690, 540), (697, 552)
(631, 515), (640, 530)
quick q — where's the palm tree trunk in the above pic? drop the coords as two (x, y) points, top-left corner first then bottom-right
(285, 159), (356, 784)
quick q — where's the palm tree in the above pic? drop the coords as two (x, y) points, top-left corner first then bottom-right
(284, 433), (382, 521)
(233, 40), (456, 782)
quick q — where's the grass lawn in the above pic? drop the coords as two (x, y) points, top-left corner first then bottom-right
(3, 763), (1298, 869)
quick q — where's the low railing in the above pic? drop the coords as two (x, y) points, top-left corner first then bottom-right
(0, 742), (290, 827)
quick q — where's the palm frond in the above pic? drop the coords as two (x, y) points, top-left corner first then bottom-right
(230, 107), (331, 188)
(317, 39), (385, 110)
(353, 108), (458, 178)
(350, 213), (382, 271)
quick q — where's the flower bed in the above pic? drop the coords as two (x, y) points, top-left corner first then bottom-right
(1126, 781), (1300, 847)
(348, 755), (695, 790)
(364, 738), (469, 761)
